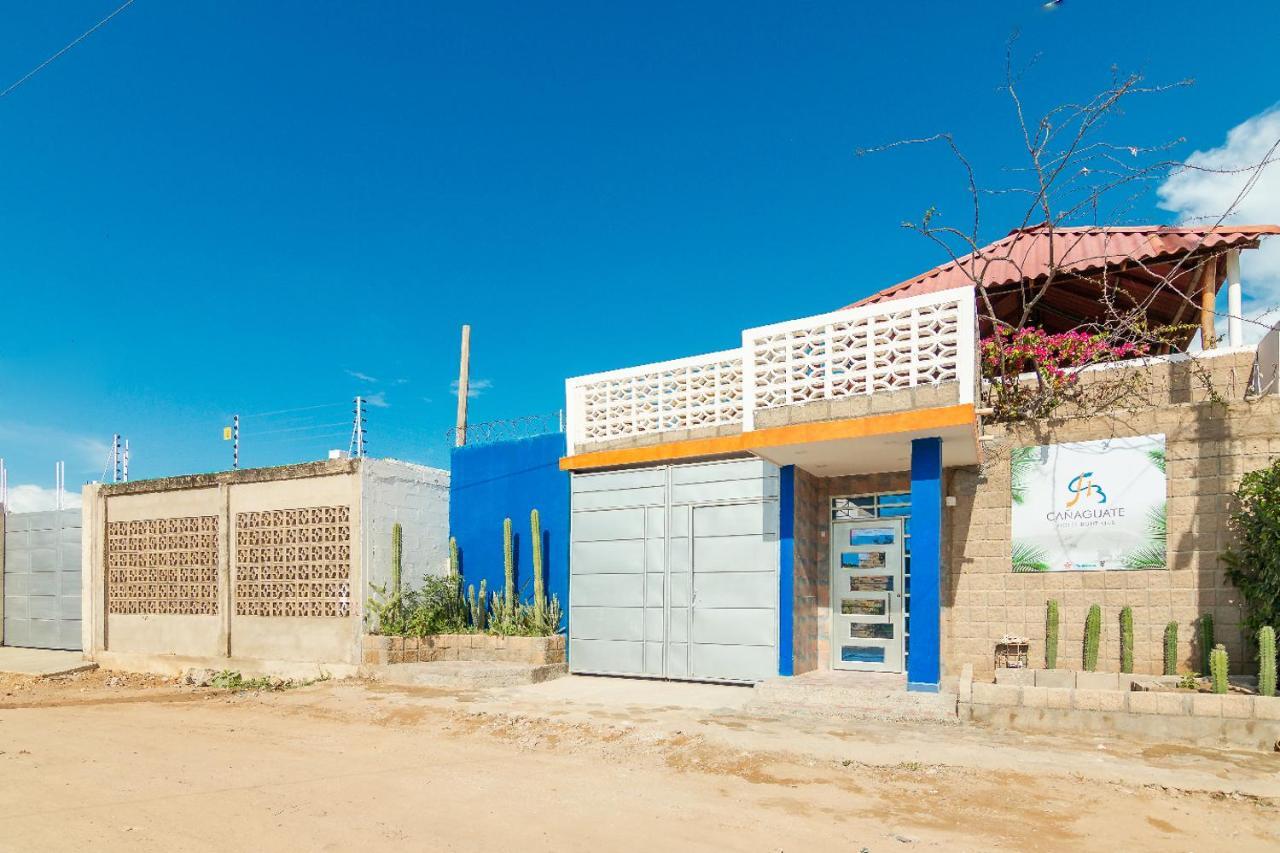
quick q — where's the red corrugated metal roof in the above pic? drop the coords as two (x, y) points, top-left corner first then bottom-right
(848, 224), (1280, 309)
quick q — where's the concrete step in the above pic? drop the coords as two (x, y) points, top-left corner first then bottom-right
(367, 660), (568, 689)
(748, 675), (959, 724)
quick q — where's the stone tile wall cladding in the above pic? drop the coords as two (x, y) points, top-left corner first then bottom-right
(362, 633), (566, 666)
(946, 389), (1280, 679)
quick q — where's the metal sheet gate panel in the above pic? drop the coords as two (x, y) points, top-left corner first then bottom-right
(3, 509), (82, 651)
(569, 459), (778, 682)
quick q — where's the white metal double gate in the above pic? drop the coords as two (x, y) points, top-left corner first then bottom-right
(3, 509), (82, 651)
(569, 459), (779, 683)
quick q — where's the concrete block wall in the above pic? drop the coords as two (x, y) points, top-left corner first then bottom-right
(361, 458), (450, 603)
(943, 396), (1280, 679)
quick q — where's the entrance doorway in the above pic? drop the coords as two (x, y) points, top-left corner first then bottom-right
(830, 517), (904, 672)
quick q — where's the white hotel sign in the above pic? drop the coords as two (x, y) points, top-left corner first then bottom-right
(1010, 434), (1167, 572)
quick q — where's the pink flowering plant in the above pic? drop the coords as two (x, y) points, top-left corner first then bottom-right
(981, 327), (1153, 421)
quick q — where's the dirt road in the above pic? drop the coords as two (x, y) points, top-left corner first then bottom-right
(0, 670), (1275, 851)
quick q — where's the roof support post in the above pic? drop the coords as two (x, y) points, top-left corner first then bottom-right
(1227, 249), (1243, 348)
(1199, 261), (1217, 349)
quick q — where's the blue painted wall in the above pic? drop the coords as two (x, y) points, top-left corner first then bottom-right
(449, 432), (569, 632)
(778, 465), (795, 676)
(907, 437), (942, 692)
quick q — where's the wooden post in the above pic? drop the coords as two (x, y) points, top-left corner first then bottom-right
(1199, 260), (1218, 349)
(455, 325), (471, 447)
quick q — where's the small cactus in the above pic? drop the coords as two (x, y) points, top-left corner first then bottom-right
(448, 536), (459, 578)
(1083, 604), (1102, 672)
(1200, 613), (1215, 674)
(1045, 599), (1059, 669)
(530, 509), (546, 627)
(1163, 621), (1178, 676)
(1210, 643), (1229, 694)
(1259, 626), (1276, 698)
(502, 517), (515, 621)
(1120, 606), (1134, 674)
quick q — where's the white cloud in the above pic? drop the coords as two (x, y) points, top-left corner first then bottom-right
(451, 378), (492, 398)
(3, 484), (82, 513)
(1158, 105), (1280, 341)
(345, 369), (379, 383)
(364, 391), (389, 409)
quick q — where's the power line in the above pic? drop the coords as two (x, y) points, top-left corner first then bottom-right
(248, 421), (349, 437)
(243, 402), (348, 418)
(0, 0), (136, 102)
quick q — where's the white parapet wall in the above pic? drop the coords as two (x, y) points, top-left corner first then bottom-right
(564, 285), (979, 451)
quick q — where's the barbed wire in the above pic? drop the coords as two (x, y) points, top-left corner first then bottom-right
(446, 411), (564, 446)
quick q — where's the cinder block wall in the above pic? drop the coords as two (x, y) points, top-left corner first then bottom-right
(944, 394), (1280, 679)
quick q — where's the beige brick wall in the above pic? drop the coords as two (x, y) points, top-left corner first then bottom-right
(944, 395), (1280, 679)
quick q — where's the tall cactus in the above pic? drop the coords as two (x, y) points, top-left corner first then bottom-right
(1119, 606), (1134, 674)
(467, 579), (487, 631)
(530, 509), (546, 627)
(1083, 604), (1101, 672)
(1163, 621), (1178, 676)
(1209, 643), (1229, 694)
(391, 522), (403, 591)
(1259, 626), (1276, 698)
(1045, 599), (1060, 669)
(1200, 613), (1215, 674)
(502, 517), (515, 621)
(448, 536), (459, 578)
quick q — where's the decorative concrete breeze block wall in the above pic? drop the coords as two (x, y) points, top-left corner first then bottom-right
(82, 458), (449, 676)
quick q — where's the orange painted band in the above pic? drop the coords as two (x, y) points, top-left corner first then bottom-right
(560, 403), (977, 471)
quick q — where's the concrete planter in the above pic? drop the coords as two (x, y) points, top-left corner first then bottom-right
(362, 633), (566, 666)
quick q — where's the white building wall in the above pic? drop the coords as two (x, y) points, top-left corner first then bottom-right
(360, 458), (450, 611)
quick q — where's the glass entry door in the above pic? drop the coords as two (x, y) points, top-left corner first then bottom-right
(831, 518), (904, 672)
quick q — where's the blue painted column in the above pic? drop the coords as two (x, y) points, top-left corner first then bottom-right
(778, 465), (795, 676)
(908, 437), (942, 692)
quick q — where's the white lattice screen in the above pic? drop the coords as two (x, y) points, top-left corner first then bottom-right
(566, 286), (976, 448)
(572, 352), (744, 443)
(745, 289), (970, 416)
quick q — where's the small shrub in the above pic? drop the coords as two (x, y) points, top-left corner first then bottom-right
(1223, 459), (1280, 639)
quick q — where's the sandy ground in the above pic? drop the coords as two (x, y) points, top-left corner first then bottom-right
(0, 670), (1277, 852)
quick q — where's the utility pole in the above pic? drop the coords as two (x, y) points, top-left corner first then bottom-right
(55, 461), (65, 510)
(233, 414), (239, 470)
(455, 324), (471, 447)
(349, 397), (367, 458)
(112, 434), (122, 483)
(122, 439), (130, 482)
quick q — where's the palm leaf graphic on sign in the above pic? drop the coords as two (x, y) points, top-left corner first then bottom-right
(1146, 448), (1166, 475)
(1010, 446), (1039, 506)
(1012, 540), (1050, 573)
(1122, 503), (1167, 569)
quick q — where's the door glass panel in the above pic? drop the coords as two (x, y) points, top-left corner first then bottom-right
(841, 551), (886, 569)
(841, 598), (887, 616)
(850, 575), (893, 592)
(850, 527), (895, 546)
(841, 645), (886, 663)
(850, 623), (894, 639)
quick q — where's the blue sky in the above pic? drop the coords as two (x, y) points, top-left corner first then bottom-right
(2, 1), (1278, 506)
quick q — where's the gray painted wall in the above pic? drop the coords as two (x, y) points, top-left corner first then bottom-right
(361, 458), (450, 614)
(4, 508), (82, 650)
